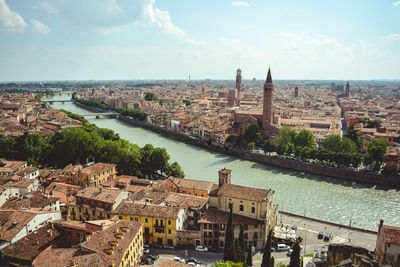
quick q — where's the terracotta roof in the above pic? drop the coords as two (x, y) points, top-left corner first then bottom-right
(16, 166), (38, 177)
(80, 163), (115, 175)
(2, 191), (59, 210)
(54, 220), (86, 231)
(115, 202), (181, 219)
(382, 225), (400, 245)
(0, 160), (27, 173)
(75, 187), (122, 203)
(217, 183), (270, 202)
(62, 164), (83, 174)
(170, 177), (215, 192)
(81, 220), (143, 265)
(34, 248), (106, 267)
(3, 224), (61, 260)
(5, 178), (36, 188)
(199, 207), (264, 225)
(0, 210), (36, 242)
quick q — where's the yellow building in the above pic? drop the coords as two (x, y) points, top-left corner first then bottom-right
(72, 163), (116, 187)
(114, 202), (185, 246)
(69, 187), (129, 221)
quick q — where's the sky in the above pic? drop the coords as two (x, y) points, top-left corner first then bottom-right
(0, 0), (399, 81)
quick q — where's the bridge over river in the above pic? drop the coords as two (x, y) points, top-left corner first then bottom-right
(47, 94), (400, 231)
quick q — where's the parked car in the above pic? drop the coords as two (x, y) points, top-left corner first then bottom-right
(277, 244), (290, 251)
(188, 263), (200, 267)
(292, 225), (297, 231)
(318, 232), (324, 239)
(144, 254), (159, 261)
(164, 244), (174, 249)
(271, 247), (276, 252)
(141, 257), (154, 265)
(143, 248), (150, 254)
(174, 256), (185, 263)
(195, 245), (208, 252)
(324, 233), (332, 241)
(187, 257), (201, 265)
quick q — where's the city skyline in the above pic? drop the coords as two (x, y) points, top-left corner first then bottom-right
(1, 0), (400, 81)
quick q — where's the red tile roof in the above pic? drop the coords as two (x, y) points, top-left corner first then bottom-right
(382, 225), (400, 245)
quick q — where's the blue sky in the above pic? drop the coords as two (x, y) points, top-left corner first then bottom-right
(0, 0), (399, 81)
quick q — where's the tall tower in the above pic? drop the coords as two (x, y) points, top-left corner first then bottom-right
(201, 81), (205, 98)
(345, 82), (350, 97)
(295, 86), (298, 97)
(236, 69), (242, 105)
(218, 168), (231, 187)
(262, 68), (274, 131)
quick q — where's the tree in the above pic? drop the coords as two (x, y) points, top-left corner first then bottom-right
(344, 126), (362, 150)
(233, 238), (241, 263)
(263, 139), (275, 154)
(224, 206), (235, 262)
(322, 135), (342, 153)
(145, 92), (158, 101)
(341, 137), (357, 153)
(289, 242), (301, 267)
(166, 162), (185, 178)
(364, 139), (388, 170)
(183, 99), (191, 106)
(278, 126), (297, 147)
(243, 124), (261, 145)
(286, 143), (295, 156)
(294, 129), (315, 149)
(246, 249), (252, 267)
(276, 144), (287, 156)
(261, 231), (272, 267)
(238, 226), (246, 263)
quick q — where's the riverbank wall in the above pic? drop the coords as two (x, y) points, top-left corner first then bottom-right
(280, 211), (377, 235)
(72, 102), (400, 188)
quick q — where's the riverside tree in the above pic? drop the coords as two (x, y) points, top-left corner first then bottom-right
(223, 207), (235, 262)
(261, 231), (273, 267)
(289, 242), (301, 267)
(243, 124), (261, 145)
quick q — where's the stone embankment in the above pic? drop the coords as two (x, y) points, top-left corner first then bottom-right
(73, 101), (400, 188)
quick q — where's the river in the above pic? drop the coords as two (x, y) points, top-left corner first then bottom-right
(48, 94), (400, 231)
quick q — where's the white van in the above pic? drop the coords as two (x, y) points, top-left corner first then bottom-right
(277, 244), (290, 251)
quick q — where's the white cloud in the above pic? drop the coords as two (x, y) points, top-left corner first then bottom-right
(0, 0), (27, 32)
(31, 19), (51, 34)
(394, 1), (400, 6)
(33, 1), (58, 14)
(37, 0), (204, 46)
(232, 1), (249, 7)
(384, 33), (400, 39)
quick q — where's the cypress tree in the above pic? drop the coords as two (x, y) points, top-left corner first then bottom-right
(261, 230), (272, 267)
(234, 238), (241, 263)
(246, 248), (253, 267)
(223, 206), (235, 262)
(270, 256), (275, 267)
(289, 242), (301, 267)
(238, 225), (246, 263)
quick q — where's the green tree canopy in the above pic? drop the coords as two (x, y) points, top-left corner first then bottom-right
(223, 206), (235, 262)
(243, 124), (261, 145)
(145, 92), (158, 101)
(364, 139), (388, 170)
(294, 129), (316, 148)
(323, 135), (356, 153)
(278, 126), (297, 147)
(263, 139), (275, 154)
(261, 231), (273, 267)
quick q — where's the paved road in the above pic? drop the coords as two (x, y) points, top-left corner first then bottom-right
(146, 214), (377, 266)
(280, 213), (377, 252)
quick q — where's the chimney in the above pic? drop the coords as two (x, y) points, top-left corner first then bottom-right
(378, 219), (384, 233)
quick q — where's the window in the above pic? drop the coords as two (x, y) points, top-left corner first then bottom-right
(119, 216), (122, 219)
(253, 232), (258, 240)
(244, 233), (248, 239)
(254, 224), (258, 228)
(220, 240), (224, 248)
(130, 217), (134, 221)
(251, 207), (255, 214)
(145, 218), (148, 223)
(168, 229), (171, 234)
(168, 220), (171, 225)
(240, 205), (244, 212)
(76, 232), (80, 238)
